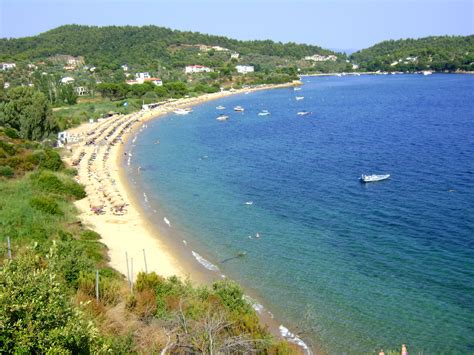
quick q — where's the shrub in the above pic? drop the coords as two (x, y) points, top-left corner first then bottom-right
(29, 195), (63, 215)
(80, 229), (101, 241)
(40, 149), (63, 171)
(4, 127), (20, 139)
(212, 280), (253, 315)
(0, 140), (16, 155)
(31, 170), (85, 200)
(0, 165), (14, 177)
(135, 272), (164, 293)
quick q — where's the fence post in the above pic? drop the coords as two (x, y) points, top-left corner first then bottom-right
(7, 237), (12, 259)
(131, 257), (134, 292)
(95, 270), (99, 302)
(143, 248), (148, 273)
(126, 251), (131, 289)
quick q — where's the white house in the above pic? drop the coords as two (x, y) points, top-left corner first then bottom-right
(74, 86), (88, 96)
(1, 63), (16, 70)
(121, 64), (129, 71)
(185, 65), (213, 74)
(127, 77), (163, 86)
(212, 46), (229, 52)
(304, 54), (337, 62)
(236, 65), (254, 74)
(61, 77), (75, 84)
(135, 72), (151, 80)
(230, 52), (240, 59)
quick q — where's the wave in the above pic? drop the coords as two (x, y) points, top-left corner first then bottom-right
(279, 325), (311, 354)
(191, 251), (219, 272)
(242, 295), (264, 314)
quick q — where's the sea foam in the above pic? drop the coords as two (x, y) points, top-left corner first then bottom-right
(191, 251), (219, 271)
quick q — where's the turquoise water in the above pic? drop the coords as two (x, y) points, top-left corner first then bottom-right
(125, 74), (474, 353)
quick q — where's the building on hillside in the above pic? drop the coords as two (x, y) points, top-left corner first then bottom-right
(74, 86), (88, 96)
(121, 64), (129, 71)
(304, 54), (337, 62)
(236, 65), (254, 74)
(185, 65), (213, 74)
(61, 77), (75, 84)
(230, 52), (240, 59)
(127, 77), (163, 86)
(212, 46), (229, 52)
(352, 64), (359, 70)
(1, 63), (16, 70)
(4, 82), (10, 89)
(135, 72), (151, 80)
(27, 63), (37, 70)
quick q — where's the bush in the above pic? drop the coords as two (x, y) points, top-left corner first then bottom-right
(31, 170), (85, 200)
(0, 165), (14, 177)
(0, 140), (16, 155)
(80, 229), (101, 241)
(212, 280), (253, 315)
(40, 149), (63, 171)
(3, 127), (20, 139)
(29, 195), (63, 215)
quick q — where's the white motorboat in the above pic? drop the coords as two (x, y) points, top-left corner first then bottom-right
(423, 70), (433, 76)
(216, 114), (229, 121)
(216, 105), (225, 110)
(294, 87), (302, 91)
(258, 110), (270, 116)
(174, 108), (192, 115)
(234, 106), (244, 112)
(297, 111), (311, 116)
(360, 174), (390, 183)
(296, 96), (304, 101)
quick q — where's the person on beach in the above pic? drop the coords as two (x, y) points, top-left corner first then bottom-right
(401, 344), (407, 355)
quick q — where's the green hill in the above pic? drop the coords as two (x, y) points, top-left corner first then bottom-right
(350, 35), (474, 72)
(0, 24), (336, 68)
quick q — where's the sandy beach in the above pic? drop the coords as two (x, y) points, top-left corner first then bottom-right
(64, 82), (297, 282)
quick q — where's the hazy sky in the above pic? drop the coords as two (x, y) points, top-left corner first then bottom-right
(1, 0), (473, 50)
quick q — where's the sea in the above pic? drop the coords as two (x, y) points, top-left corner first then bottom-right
(124, 74), (474, 353)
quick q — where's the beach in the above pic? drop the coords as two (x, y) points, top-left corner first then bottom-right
(64, 82), (297, 283)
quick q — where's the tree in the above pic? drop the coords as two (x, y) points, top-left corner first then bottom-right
(0, 87), (57, 140)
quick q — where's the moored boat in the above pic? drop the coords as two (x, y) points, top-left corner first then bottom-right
(174, 108), (192, 115)
(234, 106), (244, 112)
(360, 174), (390, 183)
(258, 110), (270, 116)
(216, 114), (229, 121)
(297, 111), (311, 116)
(216, 105), (225, 110)
(295, 96), (304, 101)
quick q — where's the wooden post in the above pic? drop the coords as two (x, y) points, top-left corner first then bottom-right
(95, 270), (99, 302)
(126, 252), (131, 289)
(7, 237), (11, 259)
(131, 257), (134, 292)
(143, 248), (148, 273)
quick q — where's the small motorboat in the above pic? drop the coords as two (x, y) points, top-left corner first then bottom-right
(296, 96), (304, 101)
(360, 174), (390, 183)
(297, 111), (311, 116)
(174, 108), (192, 115)
(258, 110), (270, 116)
(234, 106), (244, 112)
(216, 105), (225, 110)
(294, 87), (302, 91)
(216, 114), (229, 121)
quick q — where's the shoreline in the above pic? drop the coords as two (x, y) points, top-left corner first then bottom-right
(64, 81), (312, 353)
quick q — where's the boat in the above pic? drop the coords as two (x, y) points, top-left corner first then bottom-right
(174, 108), (192, 115)
(216, 105), (225, 110)
(294, 87), (302, 91)
(422, 70), (433, 76)
(297, 111), (311, 116)
(360, 174), (390, 183)
(258, 110), (270, 116)
(234, 106), (244, 112)
(295, 96), (304, 101)
(216, 114), (229, 121)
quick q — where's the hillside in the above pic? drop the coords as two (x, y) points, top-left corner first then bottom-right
(0, 24), (338, 68)
(351, 35), (474, 72)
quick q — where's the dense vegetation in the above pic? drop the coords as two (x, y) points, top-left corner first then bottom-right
(0, 128), (299, 353)
(351, 35), (474, 72)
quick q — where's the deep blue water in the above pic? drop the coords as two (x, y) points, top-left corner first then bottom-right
(126, 74), (474, 353)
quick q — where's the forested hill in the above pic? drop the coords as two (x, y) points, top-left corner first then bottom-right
(0, 24), (335, 66)
(350, 35), (474, 72)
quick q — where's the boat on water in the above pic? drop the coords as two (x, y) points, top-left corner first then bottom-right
(234, 106), (244, 112)
(216, 105), (225, 110)
(295, 96), (304, 101)
(174, 108), (192, 115)
(294, 87), (302, 91)
(360, 174), (390, 183)
(423, 70), (433, 76)
(258, 110), (270, 116)
(216, 114), (229, 121)
(297, 111), (311, 116)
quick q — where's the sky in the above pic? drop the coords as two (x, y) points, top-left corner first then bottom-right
(0, 0), (473, 50)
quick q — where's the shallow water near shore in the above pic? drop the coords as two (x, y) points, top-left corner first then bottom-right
(125, 74), (474, 353)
